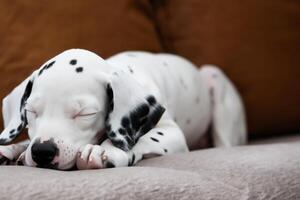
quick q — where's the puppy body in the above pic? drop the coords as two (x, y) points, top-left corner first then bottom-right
(0, 49), (246, 170)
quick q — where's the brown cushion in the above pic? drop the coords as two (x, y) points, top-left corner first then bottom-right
(0, 0), (161, 137)
(152, 0), (300, 137)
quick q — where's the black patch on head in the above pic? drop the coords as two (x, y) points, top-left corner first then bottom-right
(9, 129), (15, 134)
(106, 161), (115, 168)
(70, 59), (77, 65)
(75, 67), (83, 73)
(150, 137), (159, 143)
(164, 149), (168, 153)
(157, 131), (164, 136)
(146, 95), (156, 106)
(46, 61), (56, 69)
(38, 61), (56, 76)
(0, 138), (7, 145)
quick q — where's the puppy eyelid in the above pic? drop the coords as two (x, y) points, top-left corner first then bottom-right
(77, 112), (98, 117)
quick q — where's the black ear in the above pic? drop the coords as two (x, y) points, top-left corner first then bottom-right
(0, 77), (35, 144)
(104, 72), (165, 151)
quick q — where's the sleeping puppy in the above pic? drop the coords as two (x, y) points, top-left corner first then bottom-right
(0, 49), (247, 170)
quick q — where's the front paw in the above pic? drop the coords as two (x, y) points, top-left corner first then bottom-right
(76, 144), (108, 170)
(0, 145), (21, 165)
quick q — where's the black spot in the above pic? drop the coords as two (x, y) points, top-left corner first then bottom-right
(17, 124), (23, 131)
(164, 149), (168, 153)
(138, 104), (165, 137)
(150, 137), (159, 143)
(128, 66), (134, 74)
(135, 103), (150, 118)
(106, 84), (114, 114)
(125, 135), (135, 147)
(109, 131), (116, 137)
(46, 61), (55, 69)
(75, 67), (83, 73)
(9, 129), (15, 134)
(0, 138), (7, 145)
(70, 59), (77, 65)
(157, 131), (164, 136)
(111, 140), (126, 150)
(106, 84), (113, 103)
(38, 61), (56, 76)
(20, 80), (33, 112)
(118, 128), (126, 135)
(106, 161), (115, 168)
(125, 127), (133, 137)
(146, 95), (156, 105)
(130, 112), (140, 131)
(121, 117), (130, 128)
(129, 153), (136, 166)
(9, 134), (15, 139)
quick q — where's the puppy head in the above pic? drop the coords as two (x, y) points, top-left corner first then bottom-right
(0, 49), (165, 170)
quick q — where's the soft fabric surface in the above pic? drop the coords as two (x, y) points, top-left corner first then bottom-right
(0, 141), (299, 200)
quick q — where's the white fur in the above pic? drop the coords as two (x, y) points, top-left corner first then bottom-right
(0, 49), (247, 170)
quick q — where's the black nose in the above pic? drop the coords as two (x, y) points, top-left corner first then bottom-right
(31, 140), (58, 167)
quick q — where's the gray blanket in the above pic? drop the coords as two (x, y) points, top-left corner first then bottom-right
(0, 142), (299, 200)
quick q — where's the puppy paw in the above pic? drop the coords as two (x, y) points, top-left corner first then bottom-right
(0, 144), (23, 165)
(76, 144), (108, 170)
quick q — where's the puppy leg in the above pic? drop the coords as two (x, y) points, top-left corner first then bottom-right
(76, 117), (188, 169)
(200, 65), (247, 147)
(0, 140), (30, 165)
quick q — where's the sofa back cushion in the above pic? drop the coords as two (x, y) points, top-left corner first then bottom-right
(153, 0), (300, 137)
(0, 0), (161, 141)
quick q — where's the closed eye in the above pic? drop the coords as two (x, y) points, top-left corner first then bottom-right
(77, 112), (97, 117)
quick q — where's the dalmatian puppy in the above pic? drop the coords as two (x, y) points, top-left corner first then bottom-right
(0, 49), (246, 170)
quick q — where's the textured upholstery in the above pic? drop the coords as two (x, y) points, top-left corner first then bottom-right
(0, 141), (299, 200)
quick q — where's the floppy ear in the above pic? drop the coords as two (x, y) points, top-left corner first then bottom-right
(0, 74), (36, 144)
(104, 71), (166, 151)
